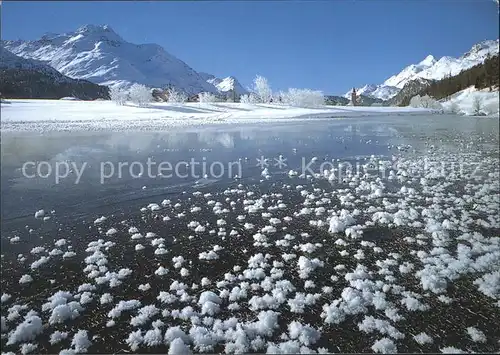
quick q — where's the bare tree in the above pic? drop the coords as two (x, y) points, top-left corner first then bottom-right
(240, 93), (260, 104)
(198, 92), (220, 103)
(109, 86), (128, 105)
(409, 95), (443, 110)
(129, 84), (152, 107)
(280, 88), (325, 108)
(252, 75), (272, 103)
(166, 87), (187, 103)
(472, 96), (483, 115)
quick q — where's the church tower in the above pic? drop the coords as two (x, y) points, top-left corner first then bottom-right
(351, 87), (357, 106)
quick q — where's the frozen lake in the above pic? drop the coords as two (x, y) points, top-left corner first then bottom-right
(2, 114), (495, 222)
(1, 114), (499, 354)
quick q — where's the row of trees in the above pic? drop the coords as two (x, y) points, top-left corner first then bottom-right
(110, 84), (188, 106)
(409, 95), (444, 110)
(0, 68), (110, 100)
(240, 75), (325, 108)
(109, 75), (326, 108)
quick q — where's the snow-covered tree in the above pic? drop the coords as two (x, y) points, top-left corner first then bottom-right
(240, 93), (260, 104)
(166, 87), (187, 104)
(129, 84), (152, 107)
(252, 75), (273, 104)
(198, 92), (220, 103)
(280, 88), (325, 108)
(472, 96), (483, 115)
(109, 86), (128, 105)
(409, 95), (443, 110)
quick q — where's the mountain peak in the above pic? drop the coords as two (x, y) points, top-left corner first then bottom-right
(69, 24), (124, 45)
(419, 55), (436, 66)
(76, 24), (116, 36)
(41, 32), (60, 40)
(462, 39), (499, 59)
(360, 84), (378, 91)
(205, 75), (248, 95)
(472, 39), (498, 50)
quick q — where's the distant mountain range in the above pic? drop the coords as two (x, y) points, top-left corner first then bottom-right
(1, 24), (497, 102)
(345, 39), (499, 100)
(2, 24), (246, 96)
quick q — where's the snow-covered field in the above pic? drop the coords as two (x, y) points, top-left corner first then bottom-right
(441, 87), (500, 116)
(1, 117), (499, 354)
(0, 99), (435, 132)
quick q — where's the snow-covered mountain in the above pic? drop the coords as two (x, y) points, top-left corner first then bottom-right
(410, 40), (499, 84)
(2, 25), (242, 95)
(347, 39), (499, 100)
(383, 55), (438, 89)
(199, 72), (249, 96)
(0, 45), (109, 99)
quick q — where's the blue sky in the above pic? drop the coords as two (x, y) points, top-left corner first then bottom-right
(2, 1), (498, 95)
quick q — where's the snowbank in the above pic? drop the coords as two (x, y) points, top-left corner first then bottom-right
(441, 87), (499, 116)
(1, 99), (434, 132)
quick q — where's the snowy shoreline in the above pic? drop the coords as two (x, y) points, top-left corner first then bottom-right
(1, 99), (437, 132)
